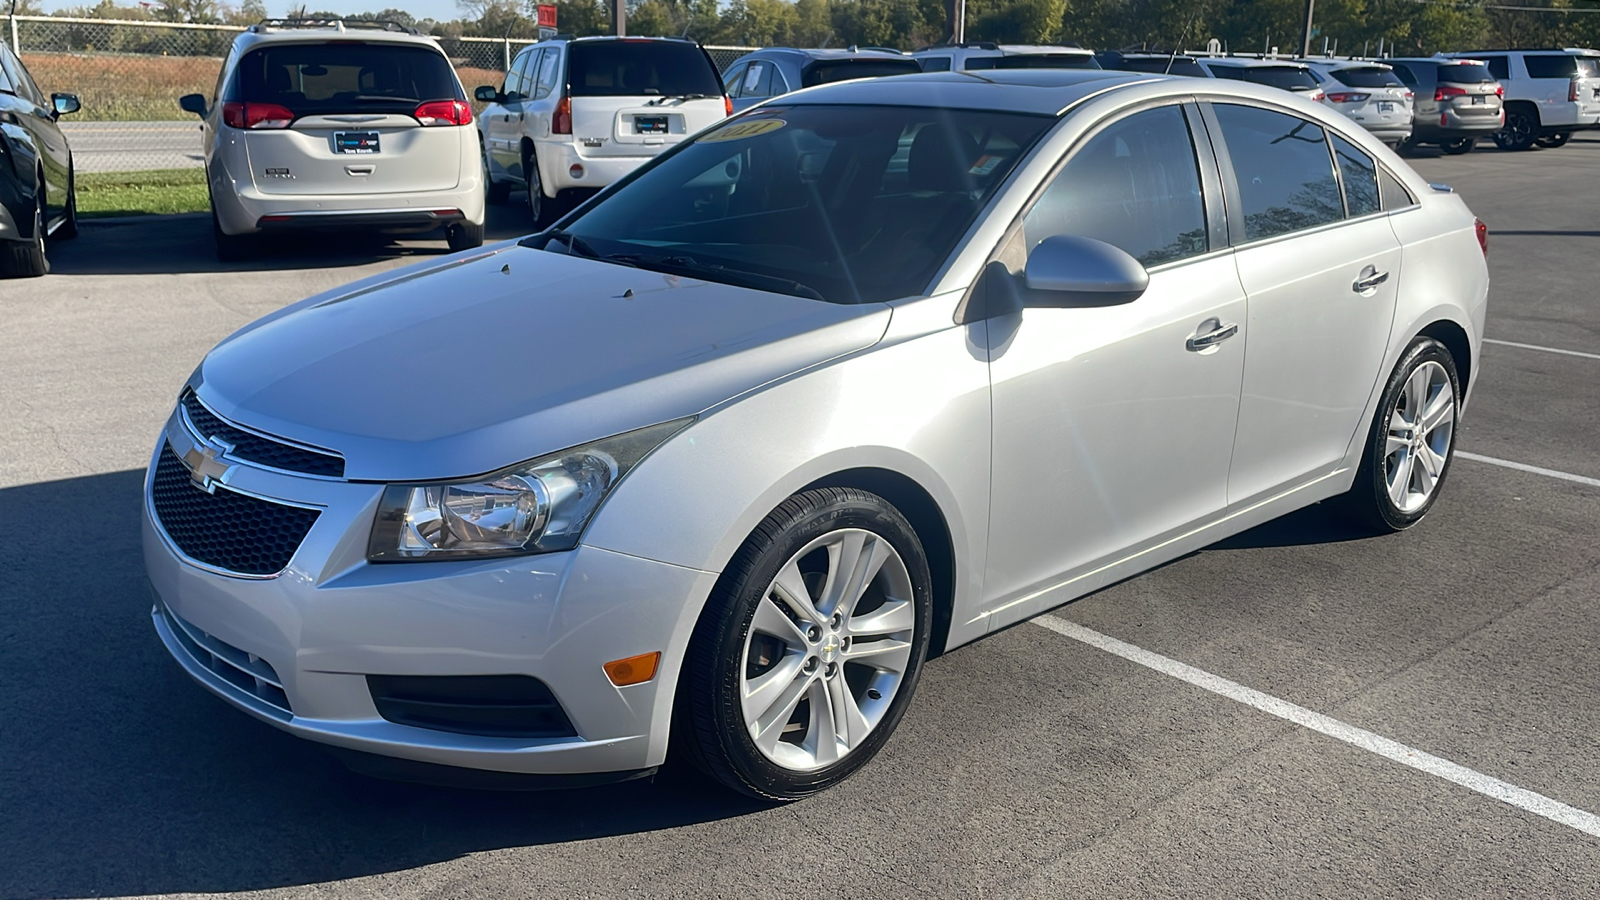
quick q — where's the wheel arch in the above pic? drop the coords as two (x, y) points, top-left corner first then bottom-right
(800, 467), (958, 658)
(1417, 317), (1473, 392)
(1503, 99), (1541, 124)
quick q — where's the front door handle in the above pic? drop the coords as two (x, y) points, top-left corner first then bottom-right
(1353, 265), (1390, 293)
(1186, 321), (1239, 352)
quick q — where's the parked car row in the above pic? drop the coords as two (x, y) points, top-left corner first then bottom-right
(0, 38), (79, 277)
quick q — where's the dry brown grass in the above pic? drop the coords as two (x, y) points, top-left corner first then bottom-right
(23, 52), (223, 121)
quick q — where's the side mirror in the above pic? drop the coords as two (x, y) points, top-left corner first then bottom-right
(474, 85), (501, 104)
(1023, 234), (1149, 307)
(51, 93), (81, 116)
(179, 93), (207, 117)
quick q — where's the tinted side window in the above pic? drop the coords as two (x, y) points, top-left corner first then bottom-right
(0, 46), (15, 94)
(722, 63), (748, 97)
(503, 49), (532, 99)
(1378, 166), (1415, 210)
(1524, 54), (1577, 79)
(1389, 63), (1418, 86)
(1024, 105), (1207, 267)
(920, 56), (951, 72)
(1483, 56), (1510, 80)
(1213, 103), (1342, 241)
(1331, 134), (1379, 218)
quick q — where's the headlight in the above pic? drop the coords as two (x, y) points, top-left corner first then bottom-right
(367, 418), (691, 561)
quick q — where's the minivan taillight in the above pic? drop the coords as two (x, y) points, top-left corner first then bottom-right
(553, 95), (571, 134)
(222, 101), (294, 129)
(414, 99), (472, 126)
(1475, 218), (1488, 256)
(1435, 85), (1467, 102)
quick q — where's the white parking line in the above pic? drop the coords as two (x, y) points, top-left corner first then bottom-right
(1483, 338), (1600, 362)
(1031, 614), (1600, 839)
(1456, 452), (1600, 489)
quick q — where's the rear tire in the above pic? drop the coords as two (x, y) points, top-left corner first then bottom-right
(1440, 137), (1477, 155)
(524, 149), (555, 229)
(1, 173), (49, 278)
(483, 146), (510, 204)
(1494, 107), (1538, 151)
(1536, 132), (1571, 149)
(446, 220), (484, 251)
(1393, 136), (1418, 157)
(676, 488), (933, 801)
(212, 208), (256, 263)
(1340, 337), (1460, 533)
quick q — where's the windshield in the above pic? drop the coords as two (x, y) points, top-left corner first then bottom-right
(1437, 62), (1496, 85)
(234, 43), (461, 115)
(539, 105), (1055, 304)
(968, 54), (1100, 70)
(1213, 65), (1320, 91)
(801, 59), (921, 87)
(1331, 66), (1405, 88)
(568, 40), (721, 98)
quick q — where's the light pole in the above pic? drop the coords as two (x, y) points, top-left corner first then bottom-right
(613, 0), (625, 36)
(1299, 0), (1315, 57)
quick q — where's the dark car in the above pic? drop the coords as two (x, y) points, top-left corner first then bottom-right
(0, 39), (79, 277)
(723, 47), (922, 113)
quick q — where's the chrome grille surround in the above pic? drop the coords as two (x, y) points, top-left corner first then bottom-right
(180, 390), (345, 479)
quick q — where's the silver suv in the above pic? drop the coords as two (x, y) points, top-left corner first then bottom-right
(179, 19), (484, 260)
(1445, 49), (1600, 150)
(1384, 58), (1504, 155)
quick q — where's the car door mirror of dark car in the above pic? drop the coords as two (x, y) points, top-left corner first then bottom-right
(51, 93), (82, 117)
(1022, 234), (1149, 307)
(179, 93), (207, 117)
(475, 85), (502, 104)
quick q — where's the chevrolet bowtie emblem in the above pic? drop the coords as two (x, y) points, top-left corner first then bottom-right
(181, 440), (234, 493)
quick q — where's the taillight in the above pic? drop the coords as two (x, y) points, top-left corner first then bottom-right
(414, 99), (472, 126)
(1495, 84), (1505, 97)
(1435, 85), (1468, 102)
(1403, 90), (1414, 101)
(221, 101), (294, 129)
(1308, 89), (1326, 103)
(1570, 79), (1582, 102)
(1475, 218), (1488, 256)
(1327, 92), (1370, 103)
(724, 94), (733, 116)
(553, 95), (571, 134)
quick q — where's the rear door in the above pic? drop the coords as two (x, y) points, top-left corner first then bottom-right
(1205, 102), (1402, 504)
(485, 48), (537, 178)
(566, 40), (728, 157)
(231, 40), (467, 196)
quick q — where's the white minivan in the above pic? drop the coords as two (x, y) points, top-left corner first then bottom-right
(180, 19), (485, 260)
(476, 36), (730, 226)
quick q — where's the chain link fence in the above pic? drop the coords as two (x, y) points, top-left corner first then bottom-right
(2, 15), (753, 173)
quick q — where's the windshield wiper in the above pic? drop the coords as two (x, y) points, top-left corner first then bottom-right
(608, 253), (825, 301)
(645, 93), (717, 105)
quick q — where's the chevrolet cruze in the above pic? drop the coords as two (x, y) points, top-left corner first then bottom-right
(145, 69), (1488, 800)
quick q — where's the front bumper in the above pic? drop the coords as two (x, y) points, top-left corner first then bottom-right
(142, 427), (716, 778)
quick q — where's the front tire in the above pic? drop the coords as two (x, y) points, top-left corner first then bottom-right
(1, 172), (49, 278)
(1440, 137), (1477, 155)
(1342, 337), (1460, 533)
(677, 488), (933, 801)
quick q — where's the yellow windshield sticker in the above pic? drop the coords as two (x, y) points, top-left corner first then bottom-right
(700, 118), (787, 143)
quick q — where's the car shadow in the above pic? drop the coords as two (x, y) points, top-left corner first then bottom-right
(51, 204), (536, 276)
(1205, 501), (1373, 550)
(0, 470), (768, 900)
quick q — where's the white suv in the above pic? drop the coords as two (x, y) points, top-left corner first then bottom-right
(476, 37), (730, 227)
(1300, 60), (1414, 145)
(179, 19), (484, 260)
(1445, 49), (1600, 150)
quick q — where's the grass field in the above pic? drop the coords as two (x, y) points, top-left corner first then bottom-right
(78, 168), (209, 218)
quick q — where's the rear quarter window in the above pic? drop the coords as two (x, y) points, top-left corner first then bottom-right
(1523, 55), (1578, 79)
(802, 59), (921, 88)
(568, 41), (721, 98)
(919, 56), (952, 72)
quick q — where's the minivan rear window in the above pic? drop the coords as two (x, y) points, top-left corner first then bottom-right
(1331, 66), (1405, 88)
(1437, 62), (1496, 85)
(1213, 65), (1320, 91)
(967, 54), (1100, 70)
(234, 43), (461, 115)
(568, 40), (721, 98)
(801, 58), (921, 87)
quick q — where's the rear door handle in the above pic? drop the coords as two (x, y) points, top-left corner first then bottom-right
(1353, 266), (1390, 293)
(1186, 321), (1239, 351)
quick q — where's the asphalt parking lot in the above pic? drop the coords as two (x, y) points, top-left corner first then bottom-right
(3, 138), (1599, 899)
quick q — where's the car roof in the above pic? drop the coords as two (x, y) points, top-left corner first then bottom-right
(1449, 48), (1599, 57)
(1200, 57), (1311, 69)
(1301, 59), (1393, 71)
(236, 22), (442, 50)
(993, 44), (1093, 55)
(764, 68), (1158, 114)
(743, 47), (915, 62)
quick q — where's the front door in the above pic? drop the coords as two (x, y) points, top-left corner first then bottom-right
(984, 103), (1247, 625)
(1204, 103), (1402, 504)
(488, 48), (539, 179)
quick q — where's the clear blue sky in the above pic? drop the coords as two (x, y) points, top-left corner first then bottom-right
(39, 0), (470, 23)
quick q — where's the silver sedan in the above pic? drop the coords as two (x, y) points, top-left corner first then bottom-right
(143, 69), (1488, 800)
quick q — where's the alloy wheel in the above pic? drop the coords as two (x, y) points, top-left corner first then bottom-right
(739, 528), (916, 772)
(1383, 360), (1455, 514)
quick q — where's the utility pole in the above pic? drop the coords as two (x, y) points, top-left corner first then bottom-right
(1299, 0), (1315, 57)
(944, 0), (964, 43)
(613, 0), (625, 36)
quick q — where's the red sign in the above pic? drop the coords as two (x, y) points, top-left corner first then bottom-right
(536, 4), (557, 28)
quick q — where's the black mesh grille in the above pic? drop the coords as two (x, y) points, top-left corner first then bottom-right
(367, 675), (579, 739)
(181, 392), (345, 478)
(151, 445), (320, 576)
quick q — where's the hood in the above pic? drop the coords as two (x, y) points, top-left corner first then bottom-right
(195, 244), (889, 481)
